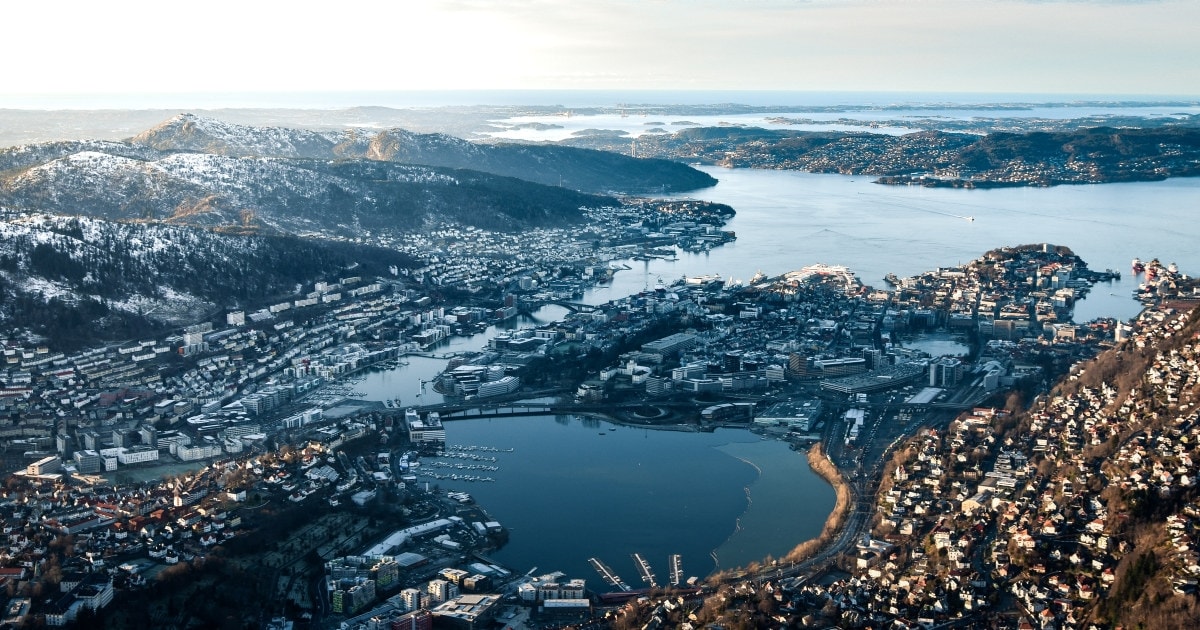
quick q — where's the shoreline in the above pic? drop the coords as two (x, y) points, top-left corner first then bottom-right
(707, 438), (834, 576)
(783, 443), (853, 564)
(708, 451), (761, 573)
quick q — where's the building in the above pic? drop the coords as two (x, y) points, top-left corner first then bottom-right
(439, 568), (470, 585)
(400, 587), (424, 612)
(426, 579), (457, 605)
(26, 455), (62, 476)
(700, 402), (756, 423)
(645, 376), (671, 396)
(117, 446), (160, 465)
(475, 375), (520, 399)
(540, 599), (592, 622)
(755, 400), (823, 431)
(813, 357), (868, 377)
(671, 362), (707, 381)
(723, 350), (743, 373)
(375, 558), (399, 589)
(930, 357), (965, 388)
(392, 609), (433, 630)
(820, 363), (926, 395)
(788, 353), (812, 378)
(430, 594), (500, 630)
(641, 333), (697, 357)
(407, 410), (446, 449)
(73, 450), (102, 474)
(176, 443), (221, 462)
(329, 577), (377, 615)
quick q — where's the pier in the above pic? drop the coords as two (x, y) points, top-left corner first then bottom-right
(589, 557), (631, 592)
(632, 553), (657, 587)
(669, 554), (683, 586)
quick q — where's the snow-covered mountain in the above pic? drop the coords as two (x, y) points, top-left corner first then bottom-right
(0, 113), (717, 348)
(0, 211), (415, 348)
(131, 113), (344, 158)
(0, 144), (610, 234)
(129, 113), (717, 194)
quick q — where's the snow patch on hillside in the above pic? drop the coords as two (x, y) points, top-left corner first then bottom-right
(107, 288), (213, 325)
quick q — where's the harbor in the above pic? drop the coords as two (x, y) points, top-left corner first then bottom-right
(669, 554), (684, 586)
(589, 553), (682, 591)
(396, 414), (834, 589)
(588, 557), (631, 592)
(632, 553), (658, 587)
(403, 442), (513, 484)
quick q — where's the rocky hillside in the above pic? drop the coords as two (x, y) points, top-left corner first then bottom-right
(842, 304), (1200, 629)
(130, 113), (717, 194)
(566, 125), (1200, 187)
(0, 146), (614, 234)
(0, 212), (416, 349)
(0, 114), (722, 347)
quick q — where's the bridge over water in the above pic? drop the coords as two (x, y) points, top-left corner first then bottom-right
(435, 405), (555, 420)
(520, 299), (598, 313)
(407, 399), (688, 421)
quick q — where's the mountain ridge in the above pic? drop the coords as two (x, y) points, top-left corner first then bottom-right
(0, 146), (615, 234)
(0, 212), (418, 349)
(128, 113), (717, 194)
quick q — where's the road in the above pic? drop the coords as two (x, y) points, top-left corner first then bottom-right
(739, 405), (956, 585)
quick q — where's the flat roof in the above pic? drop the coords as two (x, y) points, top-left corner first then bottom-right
(759, 399), (821, 419)
(906, 387), (943, 405)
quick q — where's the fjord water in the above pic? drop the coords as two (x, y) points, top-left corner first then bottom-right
(421, 416), (832, 585)
(591, 167), (1200, 324)
(360, 166), (1200, 582)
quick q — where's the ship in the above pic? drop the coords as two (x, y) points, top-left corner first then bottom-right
(1146, 258), (1161, 280)
(883, 273), (901, 287)
(684, 273), (722, 286)
(1132, 257), (1145, 273)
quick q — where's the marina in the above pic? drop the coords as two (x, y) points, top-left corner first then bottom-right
(415, 416), (833, 586)
(588, 557), (631, 592)
(632, 553), (658, 587)
(347, 171), (1200, 585)
(403, 442), (513, 484)
(669, 554), (683, 586)
(411, 470), (495, 483)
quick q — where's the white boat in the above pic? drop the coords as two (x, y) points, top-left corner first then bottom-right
(684, 273), (722, 286)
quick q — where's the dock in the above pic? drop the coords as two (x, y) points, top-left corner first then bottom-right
(669, 554), (683, 586)
(632, 553), (658, 588)
(589, 557), (631, 592)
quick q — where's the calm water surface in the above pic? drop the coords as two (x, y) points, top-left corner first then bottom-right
(359, 166), (1200, 579)
(589, 168), (1200, 323)
(421, 416), (832, 584)
(482, 102), (1200, 142)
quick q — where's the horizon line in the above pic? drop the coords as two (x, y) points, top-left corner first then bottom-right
(4, 89), (1200, 112)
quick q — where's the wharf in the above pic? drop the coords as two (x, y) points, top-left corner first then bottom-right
(669, 554), (683, 586)
(589, 557), (631, 592)
(632, 553), (658, 588)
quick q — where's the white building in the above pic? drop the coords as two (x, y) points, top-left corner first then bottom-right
(116, 447), (159, 465)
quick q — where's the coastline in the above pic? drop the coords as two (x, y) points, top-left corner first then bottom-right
(783, 443), (853, 564)
(709, 439), (834, 573)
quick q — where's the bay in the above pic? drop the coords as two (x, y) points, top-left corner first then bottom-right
(357, 165), (1200, 583)
(586, 168), (1200, 323)
(419, 416), (833, 585)
(356, 307), (570, 408)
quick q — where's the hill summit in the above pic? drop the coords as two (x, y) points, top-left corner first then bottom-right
(129, 114), (717, 195)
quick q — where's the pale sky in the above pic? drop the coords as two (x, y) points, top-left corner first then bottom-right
(4, 0), (1197, 100)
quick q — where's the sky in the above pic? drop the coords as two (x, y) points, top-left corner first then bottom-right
(3, 0), (1198, 104)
